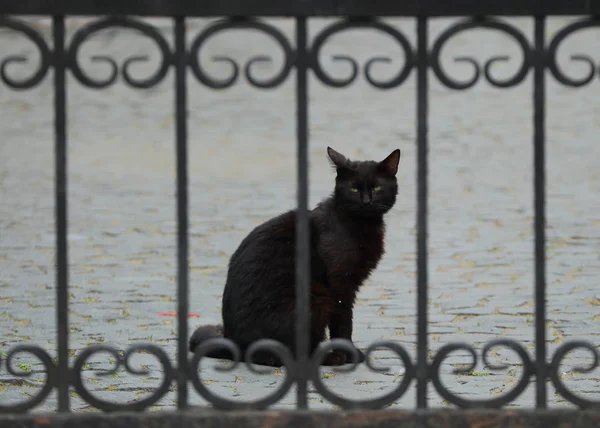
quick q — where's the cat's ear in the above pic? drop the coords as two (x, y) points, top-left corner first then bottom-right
(378, 149), (401, 176)
(327, 146), (349, 168)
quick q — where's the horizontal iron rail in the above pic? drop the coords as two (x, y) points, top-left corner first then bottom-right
(1, 409), (600, 427)
(0, 0), (600, 17)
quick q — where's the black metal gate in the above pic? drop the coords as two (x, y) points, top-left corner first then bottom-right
(0, 1), (599, 426)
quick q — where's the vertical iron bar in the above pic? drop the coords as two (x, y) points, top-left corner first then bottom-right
(53, 15), (69, 412)
(175, 16), (189, 409)
(295, 16), (310, 410)
(416, 16), (429, 409)
(533, 15), (547, 409)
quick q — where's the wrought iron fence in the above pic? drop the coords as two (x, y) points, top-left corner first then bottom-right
(0, 0), (599, 418)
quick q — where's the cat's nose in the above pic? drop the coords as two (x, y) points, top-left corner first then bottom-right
(361, 194), (372, 205)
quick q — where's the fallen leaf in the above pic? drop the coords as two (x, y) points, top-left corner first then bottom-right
(158, 312), (200, 318)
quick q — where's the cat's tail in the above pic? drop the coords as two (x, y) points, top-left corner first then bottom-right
(189, 324), (234, 360)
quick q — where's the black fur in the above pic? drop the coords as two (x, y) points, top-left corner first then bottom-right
(190, 147), (401, 366)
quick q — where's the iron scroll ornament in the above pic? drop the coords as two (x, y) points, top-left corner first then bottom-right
(188, 338), (416, 410)
(308, 19), (415, 89)
(549, 341), (600, 410)
(0, 17), (52, 89)
(547, 18), (600, 87)
(2, 16), (600, 91)
(71, 344), (174, 412)
(310, 339), (415, 409)
(429, 17), (533, 90)
(67, 16), (172, 89)
(0, 346), (56, 413)
(188, 18), (295, 89)
(430, 340), (535, 408)
(189, 338), (295, 410)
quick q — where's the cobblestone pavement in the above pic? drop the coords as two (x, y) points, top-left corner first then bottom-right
(0, 16), (599, 412)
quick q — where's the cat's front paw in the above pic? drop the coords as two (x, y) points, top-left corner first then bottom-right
(322, 350), (347, 366)
(321, 348), (366, 366)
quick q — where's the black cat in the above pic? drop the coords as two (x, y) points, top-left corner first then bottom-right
(189, 147), (401, 366)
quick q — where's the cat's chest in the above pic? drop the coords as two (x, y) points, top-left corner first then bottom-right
(319, 225), (385, 285)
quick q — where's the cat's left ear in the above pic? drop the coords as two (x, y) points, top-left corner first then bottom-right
(378, 149), (401, 176)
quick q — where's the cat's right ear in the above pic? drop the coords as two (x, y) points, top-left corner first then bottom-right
(327, 147), (349, 168)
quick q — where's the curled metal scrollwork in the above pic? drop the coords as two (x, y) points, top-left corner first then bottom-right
(0, 345), (55, 413)
(547, 18), (600, 87)
(67, 17), (172, 89)
(549, 341), (600, 409)
(310, 339), (415, 409)
(188, 19), (294, 89)
(430, 340), (534, 408)
(0, 17), (52, 89)
(430, 18), (532, 90)
(309, 19), (414, 88)
(189, 338), (295, 409)
(71, 344), (173, 411)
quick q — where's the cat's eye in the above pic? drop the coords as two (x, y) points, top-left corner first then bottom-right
(350, 187), (359, 193)
(374, 185), (382, 191)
